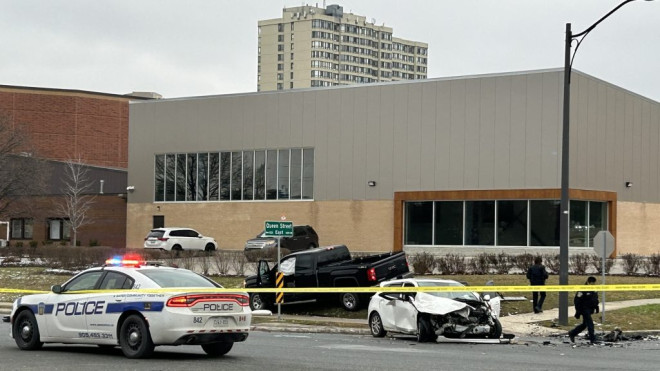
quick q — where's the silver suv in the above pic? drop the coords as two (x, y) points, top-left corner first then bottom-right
(144, 227), (217, 251)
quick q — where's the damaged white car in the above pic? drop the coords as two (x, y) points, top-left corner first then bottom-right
(367, 278), (502, 342)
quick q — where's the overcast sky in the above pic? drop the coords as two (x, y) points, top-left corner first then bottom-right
(1, 0), (658, 101)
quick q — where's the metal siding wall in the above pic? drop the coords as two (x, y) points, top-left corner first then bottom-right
(392, 85), (408, 192)
(325, 90), (341, 200)
(352, 88), (367, 200)
(290, 93), (304, 147)
(463, 79), (480, 188)
(509, 75), (526, 187)
(378, 86), (395, 199)
(570, 73), (660, 202)
(314, 90), (329, 200)
(478, 78), (496, 189)
(420, 82), (437, 190)
(540, 72), (561, 187)
(493, 77), (512, 189)
(524, 74), (543, 187)
(406, 84), (422, 190)
(449, 80), (466, 189)
(339, 89), (355, 199)
(365, 87), (381, 200)
(434, 81), (451, 189)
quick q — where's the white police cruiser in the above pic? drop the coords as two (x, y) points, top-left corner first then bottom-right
(7, 254), (263, 358)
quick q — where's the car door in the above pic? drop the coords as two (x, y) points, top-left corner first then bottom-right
(85, 271), (135, 342)
(46, 270), (104, 341)
(186, 229), (204, 250)
(377, 282), (403, 332)
(392, 282), (418, 333)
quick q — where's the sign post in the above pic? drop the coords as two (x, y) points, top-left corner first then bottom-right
(593, 230), (615, 324)
(264, 220), (293, 320)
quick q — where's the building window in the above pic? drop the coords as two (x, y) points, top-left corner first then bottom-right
(154, 149), (314, 202)
(405, 202), (433, 245)
(403, 199), (606, 248)
(10, 218), (33, 240)
(277, 63), (284, 70)
(497, 200), (528, 246)
(278, 23), (284, 32)
(277, 73), (283, 80)
(47, 218), (71, 241)
(278, 35), (284, 42)
(278, 44), (284, 51)
(278, 54), (284, 61)
(155, 154), (164, 201)
(465, 201), (495, 245)
(434, 201), (463, 245)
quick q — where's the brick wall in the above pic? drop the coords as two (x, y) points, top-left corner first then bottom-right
(7, 195), (127, 249)
(0, 88), (131, 168)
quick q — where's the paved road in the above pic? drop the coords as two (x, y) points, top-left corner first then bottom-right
(2, 323), (659, 370)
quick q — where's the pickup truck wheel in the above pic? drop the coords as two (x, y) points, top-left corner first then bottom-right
(250, 293), (270, 311)
(340, 293), (360, 311)
(369, 312), (386, 337)
(417, 315), (437, 343)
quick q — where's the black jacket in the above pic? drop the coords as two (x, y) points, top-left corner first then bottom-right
(527, 264), (549, 285)
(574, 290), (599, 314)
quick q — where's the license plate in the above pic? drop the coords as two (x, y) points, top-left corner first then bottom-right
(213, 318), (229, 327)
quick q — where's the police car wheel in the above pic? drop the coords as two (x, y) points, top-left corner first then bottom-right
(120, 315), (154, 359)
(201, 342), (234, 357)
(13, 310), (43, 350)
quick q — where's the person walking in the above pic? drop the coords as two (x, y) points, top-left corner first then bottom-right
(526, 256), (549, 313)
(568, 276), (600, 344)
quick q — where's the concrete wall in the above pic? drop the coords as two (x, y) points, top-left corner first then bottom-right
(126, 200), (393, 251)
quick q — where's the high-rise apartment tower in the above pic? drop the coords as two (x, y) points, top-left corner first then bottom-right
(258, 4), (428, 91)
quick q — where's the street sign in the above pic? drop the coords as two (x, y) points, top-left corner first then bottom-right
(593, 231), (615, 258)
(264, 221), (293, 237)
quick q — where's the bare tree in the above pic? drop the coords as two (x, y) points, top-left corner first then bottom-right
(0, 113), (47, 217)
(57, 156), (96, 246)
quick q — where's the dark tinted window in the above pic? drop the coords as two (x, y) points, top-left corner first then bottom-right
(186, 230), (200, 237)
(317, 246), (350, 265)
(295, 254), (314, 270)
(99, 271), (134, 290)
(64, 271), (104, 292)
(294, 226), (306, 237)
(147, 230), (165, 238)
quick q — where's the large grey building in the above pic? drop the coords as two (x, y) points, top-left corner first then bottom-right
(127, 69), (660, 257)
(258, 4), (428, 91)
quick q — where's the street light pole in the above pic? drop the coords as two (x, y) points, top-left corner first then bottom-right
(558, 0), (650, 326)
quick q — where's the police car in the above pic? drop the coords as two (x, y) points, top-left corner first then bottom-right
(6, 254), (264, 358)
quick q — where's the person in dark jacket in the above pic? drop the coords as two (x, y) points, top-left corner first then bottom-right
(526, 256), (549, 313)
(568, 276), (600, 344)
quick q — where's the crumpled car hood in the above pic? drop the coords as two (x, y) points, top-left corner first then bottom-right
(412, 292), (472, 317)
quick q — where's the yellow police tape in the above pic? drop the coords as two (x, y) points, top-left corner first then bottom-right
(1, 284), (659, 296)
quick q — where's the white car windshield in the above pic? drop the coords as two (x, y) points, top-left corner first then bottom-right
(139, 269), (221, 288)
(417, 281), (479, 301)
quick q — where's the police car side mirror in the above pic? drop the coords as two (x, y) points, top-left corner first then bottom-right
(51, 285), (63, 294)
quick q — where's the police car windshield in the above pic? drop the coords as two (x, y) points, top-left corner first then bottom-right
(139, 269), (221, 288)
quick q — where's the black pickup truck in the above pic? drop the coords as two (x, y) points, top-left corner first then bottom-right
(243, 245), (410, 311)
